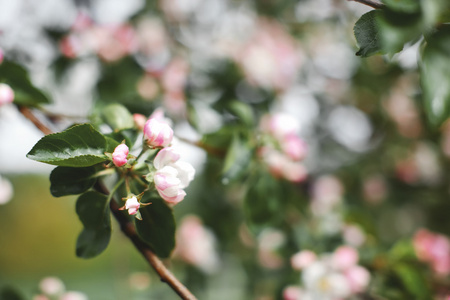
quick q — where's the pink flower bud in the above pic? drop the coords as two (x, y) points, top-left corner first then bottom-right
(143, 118), (173, 147)
(0, 48), (3, 64)
(332, 246), (359, 270)
(0, 83), (14, 105)
(112, 144), (129, 167)
(291, 250), (317, 270)
(125, 196), (140, 215)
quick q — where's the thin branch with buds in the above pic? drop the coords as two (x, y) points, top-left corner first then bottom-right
(347, 0), (384, 9)
(18, 106), (197, 300)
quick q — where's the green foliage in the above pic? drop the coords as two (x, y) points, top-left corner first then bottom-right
(393, 263), (430, 299)
(0, 61), (50, 106)
(75, 191), (111, 258)
(420, 25), (450, 126)
(135, 195), (176, 258)
(222, 133), (253, 181)
(101, 103), (135, 131)
(354, 11), (383, 57)
(244, 173), (283, 233)
(0, 286), (25, 300)
(50, 166), (97, 197)
(27, 124), (117, 167)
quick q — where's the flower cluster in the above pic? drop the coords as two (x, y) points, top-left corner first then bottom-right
(413, 228), (450, 276)
(259, 113), (308, 182)
(60, 13), (137, 62)
(285, 246), (371, 300)
(33, 277), (87, 300)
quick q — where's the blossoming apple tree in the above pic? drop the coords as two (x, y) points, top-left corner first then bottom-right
(0, 0), (450, 299)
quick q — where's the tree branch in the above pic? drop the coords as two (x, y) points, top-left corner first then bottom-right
(347, 0), (384, 9)
(18, 106), (197, 300)
(18, 106), (53, 135)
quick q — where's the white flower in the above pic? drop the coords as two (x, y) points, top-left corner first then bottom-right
(0, 175), (13, 205)
(153, 147), (195, 204)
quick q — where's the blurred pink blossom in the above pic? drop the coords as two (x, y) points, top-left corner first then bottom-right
(331, 246), (359, 271)
(413, 229), (450, 276)
(291, 250), (317, 270)
(174, 215), (220, 273)
(236, 19), (301, 91)
(0, 83), (14, 105)
(282, 286), (303, 300)
(0, 48), (4, 64)
(133, 113), (147, 130)
(39, 277), (65, 296)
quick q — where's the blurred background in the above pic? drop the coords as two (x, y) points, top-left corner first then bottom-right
(1, 0), (449, 299)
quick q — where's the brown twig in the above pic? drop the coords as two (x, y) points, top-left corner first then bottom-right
(104, 185), (197, 300)
(347, 0), (385, 9)
(18, 105), (197, 300)
(18, 106), (53, 135)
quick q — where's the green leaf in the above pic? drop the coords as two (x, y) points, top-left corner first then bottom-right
(75, 191), (111, 258)
(382, 0), (420, 13)
(354, 11), (383, 57)
(421, 25), (450, 126)
(50, 166), (97, 197)
(27, 124), (111, 167)
(135, 195), (176, 258)
(227, 101), (254, 126)
(222, 133), (252, 181)
(393, 263), (430, 299)
(376, 9), (423, 54)
(0, 61), (50, 106)
(0, 286), (25, 300)
(244, 173), (283, 233)
(101, 103), (134, 131)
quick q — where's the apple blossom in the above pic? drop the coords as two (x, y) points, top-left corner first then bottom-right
(125, 196), (140, 215)
(0, 175), (13, 205)
(281, 134), (307, 161)
(291, 250), (317, 270)
(174, 215), (220, 273)
(331, 246), (359, 270)
(413, 228), (450, 275)
(143, 118), (174, 147)
(39, 277), (65, 296)
(0, 83), (14, 105)
(153, 147), (195, 204)
(112, 144), (129, 167)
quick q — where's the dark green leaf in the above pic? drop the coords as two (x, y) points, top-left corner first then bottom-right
(0, 286), (25, 300)
(0, 61), (50, 106)
(75, 191), (111, 258)
(376, 9), (423, 54)
(101, 103), (134, 131)
(421, 25), (450, 126)
(354, 11), (383, 57)
(27, 124), (111, 167)
(50, 166), (97, 197)
(222, 133), (252, 181)
(135, 195), (176, 258)
(393, 263), (430, 299)
(227, 101), (254, 126)
(244, 173), (283, 233)
(382, 0), (420, 13)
